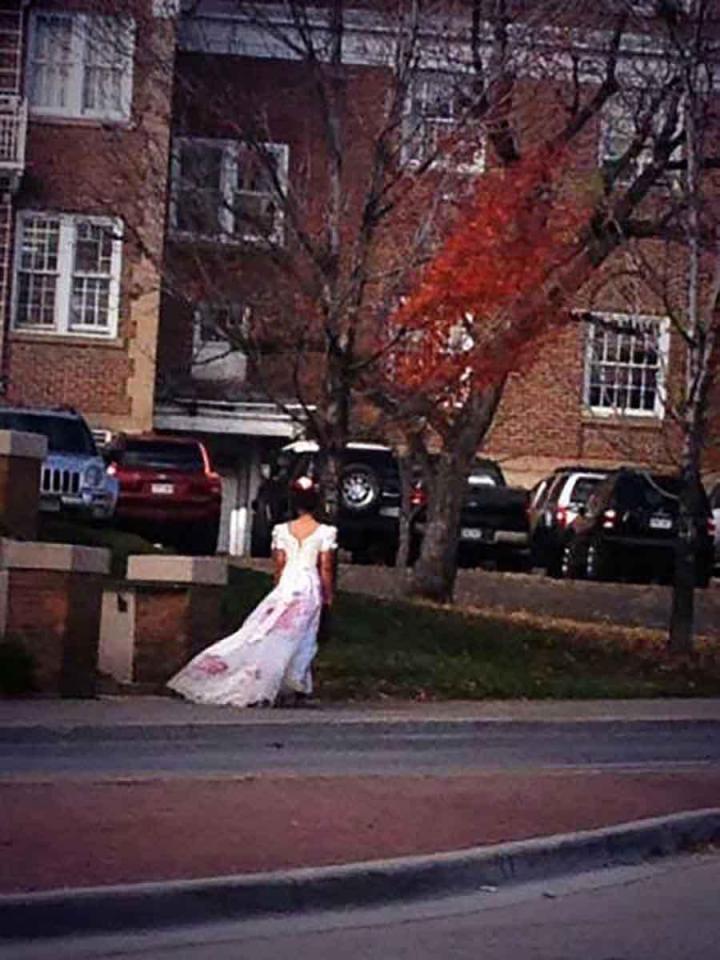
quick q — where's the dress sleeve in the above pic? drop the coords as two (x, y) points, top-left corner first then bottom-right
(320, 525), (338, 552)
(271, 524), (285, 551)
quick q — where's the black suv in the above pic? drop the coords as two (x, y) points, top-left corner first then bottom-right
(251, 441), (401, 563)
(562, 468), (714, 587)
(528, 466), (607, 576)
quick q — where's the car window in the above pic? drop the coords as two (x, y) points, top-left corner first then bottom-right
(117, 441), (205, 471)
(0, 412), (96, 455)
(567, 475), (603, 505)
(615, 473), (680, 512)
(544, 473), (567, 506)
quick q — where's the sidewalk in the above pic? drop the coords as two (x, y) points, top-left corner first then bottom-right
(2, 695), (720, 900)
(2, 694), (720, 729)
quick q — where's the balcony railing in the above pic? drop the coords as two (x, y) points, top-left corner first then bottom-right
(0, 95), (26, 176)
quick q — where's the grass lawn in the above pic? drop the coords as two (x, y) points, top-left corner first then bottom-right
(224, 567), (720, 701)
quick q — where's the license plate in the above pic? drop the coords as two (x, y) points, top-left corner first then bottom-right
(460, 527), (488, 541)
(40, 498), (61, 513)
(649, 516), (672, 530)
(151, 483), (174, 495)
(379, 506), (400, 518)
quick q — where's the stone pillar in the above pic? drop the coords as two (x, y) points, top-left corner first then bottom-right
(0, 540), (110, 697)
(0, 431), (46, 540)
(99, 555), (227, 689)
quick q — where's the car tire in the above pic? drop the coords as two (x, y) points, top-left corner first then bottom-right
(546, 547), (564, 578)
(340, 462), (381, 513)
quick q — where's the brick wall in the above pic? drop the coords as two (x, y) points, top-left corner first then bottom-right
(5, 569), (104, 696)
(133, 584), (224, 685)
(4, 0), (177, 433)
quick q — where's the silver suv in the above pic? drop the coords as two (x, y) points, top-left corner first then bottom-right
(528, 466), (608, 576)
(0, 406), (118, 521)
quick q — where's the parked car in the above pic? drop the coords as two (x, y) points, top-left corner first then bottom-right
(107, 435), (222, 554)
(562, 468), (715, 587)
(528, 466), (608, 576)
(412, 458), (530, 570)
(251, 441), (401, 564)
(709, 482), (720, 570)
(0, 406), (117, 521)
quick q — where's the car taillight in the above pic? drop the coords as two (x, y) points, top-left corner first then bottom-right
(554, 506), (568, 528)
(116, 469), (143, 492)
(106, 462), (117, 477)
(602, 509), (617, 529)
(410, 486), (427, 508)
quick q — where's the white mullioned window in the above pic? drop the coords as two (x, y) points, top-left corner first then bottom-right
(171, 138), (289, 245)
(584, 312), (670, 418)
(403, 71), (485, 173)
(13, 212), (123, 339)
(28, 11), (135, 122)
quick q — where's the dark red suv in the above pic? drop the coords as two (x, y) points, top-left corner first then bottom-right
(108, 435), (221, 554)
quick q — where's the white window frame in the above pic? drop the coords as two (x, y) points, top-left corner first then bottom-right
(13, 211), (123, 340)
(170, 137), (289, 246)
(402, 71), (486, 175)
(583, 311), (670, 419)
(27, 11), (135, 122)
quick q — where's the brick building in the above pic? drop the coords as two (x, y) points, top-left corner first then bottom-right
(0, 0), (717, 555)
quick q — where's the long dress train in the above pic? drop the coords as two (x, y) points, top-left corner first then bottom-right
(167, 522), (337, 707)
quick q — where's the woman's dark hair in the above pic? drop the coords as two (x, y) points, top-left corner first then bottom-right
(291, 482), (319, 515)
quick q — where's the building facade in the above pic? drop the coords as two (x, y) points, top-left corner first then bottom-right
(0, 0), (717, 554)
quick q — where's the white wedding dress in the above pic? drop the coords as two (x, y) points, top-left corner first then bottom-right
(167, 522), (337, 707)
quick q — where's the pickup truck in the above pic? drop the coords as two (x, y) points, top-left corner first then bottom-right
(412, 458), (530, 570)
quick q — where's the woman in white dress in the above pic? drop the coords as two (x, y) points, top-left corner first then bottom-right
(167, 477), (337, 708)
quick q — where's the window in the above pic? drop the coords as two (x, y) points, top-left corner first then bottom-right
(171, 138), (289, 245)
(403, 72), (485, 173)
(599, 95), (683, 184)
(584, 312), (669, 417)
(14, 212), (123, 338)
(28, 12), (135, 122)
(192, 302), (249, 382)
(193, 302), (249, 348)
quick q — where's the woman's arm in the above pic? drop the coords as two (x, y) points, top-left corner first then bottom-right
(318, 550), (335, 607)
(272, 549), (287, 584)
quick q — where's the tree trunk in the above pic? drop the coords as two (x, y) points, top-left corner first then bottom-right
(396, 451), (416, 569)
(668, 464), (703, 654)
(409, 450), (469, 603)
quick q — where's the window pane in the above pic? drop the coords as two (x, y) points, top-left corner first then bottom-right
(232, 146), (279, 239)
(70, 276), (110, 330)
(16, 217), (60, 329)
(82, 17), (130, 116)
(74, 221), (114, 274)
(175, 141), (224, 235)
(69, 220), (115, 331)
(30, 15), (74, 110)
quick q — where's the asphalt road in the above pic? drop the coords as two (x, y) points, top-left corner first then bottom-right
(7, 853), (720, 960)
(3, 719), (720, 777)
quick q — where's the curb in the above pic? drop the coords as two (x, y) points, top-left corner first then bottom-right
(2, 808), (719, 941)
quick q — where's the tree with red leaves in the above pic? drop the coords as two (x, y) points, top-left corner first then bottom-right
(376, 149), (594, 601)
